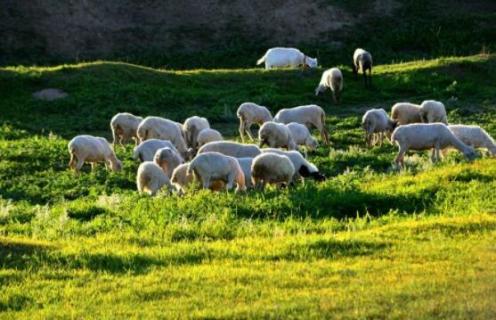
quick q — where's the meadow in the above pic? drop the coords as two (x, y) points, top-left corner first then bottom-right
(0, 54), (495, 318)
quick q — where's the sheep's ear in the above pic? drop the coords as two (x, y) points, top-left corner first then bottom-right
(298, 165), (311, 177)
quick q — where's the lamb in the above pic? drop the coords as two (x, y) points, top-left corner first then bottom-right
(258, 121), (297, 150)
(68, 135), (122, 172)
(261, 148), (325, 182)
(448, 125), (496, 156)
(352, 48), (373, 86)
(153, 147), (184, 178)
(286, 122), (318, 155)
(391, 102), (422, 125)
(196, 128), (223, 148)
(256, 47), (318, 70)
(273, 104), (330, 145)
(183, 116), (210, 152)
(236, 157), (254, 189)
(419, 100), (448, 124)
(110, 112), (143, 147)
(136, 116), (190, 159)
(133, 139), (178, 162)
(391, 123), (477, 167)
(187, 152), (246, 192)
(315, 67), (343, 103)
(251, 153), (295, 190)
(136, 161), (174, 196)
(361, 108), (397, 147)
(237, 102), (273, 142)
(198, 141), (261, 158)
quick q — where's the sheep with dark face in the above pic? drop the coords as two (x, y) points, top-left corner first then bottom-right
(261, 148), (326, 182)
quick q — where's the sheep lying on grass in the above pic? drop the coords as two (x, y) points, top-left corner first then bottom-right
(420, 100), (448, 124)
(187, 152), (246, 192)
(261, 148), (325, 182)
(286, 122), (318, 155)
(110, 112), (143, 147)
(315, 67), (343, 103)
(391, 123), (477, 167)
(68, 135), (122, 172)
(256, 47), (317, 69)
(448, 125), (496, 156)
(198, 141), (261, 158)
(153, 147), (184, 178)
(274, 104), (330, 145)
(352, 48), (373, 86)
(136, 161), (174, 196)
(259, 121), (297, 150)
(197, 128), (223, 148)
(362, 108), (397, 147)
(251, 153), (295, 190)
(183, 116), (210, 152)
(391, 102), (422, 125)
(133, 139), (178, 162)
(237, 102), (273, 142)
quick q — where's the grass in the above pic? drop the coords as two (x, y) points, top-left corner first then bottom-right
(0, 54), (495, 318)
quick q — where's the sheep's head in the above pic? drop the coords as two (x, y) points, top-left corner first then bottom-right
(298, 165), (326, 181)
(111, 159), (123, 172)
(464, 147), (478, 161)
(306, 136), (319, 151)
(306, 57), (318, 68)
(315, 85), (324, 96)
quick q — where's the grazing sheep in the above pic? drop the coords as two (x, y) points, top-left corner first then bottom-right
(315, 67), (343, 103)
(187, 152), (246, 192)
(110, 112), (143, 147)
(136, 116), (190, 159)
(419, 100), (448, 124)
(286, 122), (318, 155)
(361, 108), (397, 147)
(352, 48), (373, 86)
(197, 128), (223, 148)
(274, 104), (330, 145)
(448, 125), (496, 156)
(251, 153), (295, 190)
(236, 157), (254, 189)
(391, 123), (477, 167)
(183, 116), (210, 151)
(391, 102), (422, 125)
(258, 121), (297, 150)
(198, 141), (261, 158)
(256, 47), (318, 70)
(237, 102), (273, 142)
(136, 161), (174, 196)
(171, 163), (226, 193)
(153, 147), (184, 178)
(261, 148), (325, 182)
(68, 135), (122, 172)
(133, 139), (178, 162)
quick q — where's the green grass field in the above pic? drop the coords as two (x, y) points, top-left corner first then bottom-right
(0, 54), (495, 318)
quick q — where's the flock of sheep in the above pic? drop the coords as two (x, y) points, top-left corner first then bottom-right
(67, 47), (496, 196)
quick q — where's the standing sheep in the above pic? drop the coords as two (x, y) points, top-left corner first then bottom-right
(237, 102), (273, 142)
(198, 141), (261, 158)
(391, 102), (422, 125)
(133, 139), (178, 162)
(196, 128), (223, 148)
(256, 47), (318, 70)
(261, 148), (325, 182)
(136, 161), (174, 196)
(68, 135), (122, 172)
(352, 48), (373, 87)
(391, 123), (477, 167)
(361, 108), (397, 147)
(153, 147), (184, 178)
(258, 121), (297, 150)
(286, 122), (318, 155)
(171, 163), (226, 194)
(183, 116), (210, 152)
(251, 153), (295, 190)
(419, 100), (448, 124)
(110, 112), (143, 147)
(448, 125), (496, 156)
(274, 104), (330, 145)
(187, 152), (246, 193)
(315, 67), (343, 103)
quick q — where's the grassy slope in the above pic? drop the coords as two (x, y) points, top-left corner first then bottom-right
(0, 55), (495, 318)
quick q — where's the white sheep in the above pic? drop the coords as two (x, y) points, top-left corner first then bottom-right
(391, 102), (422, 125)
(274, 104), (330, 145)
(419, 100), (448, 124)
(251, 153), (295, 190)
(110, 112), (143, 147)
(136, 116), (190, 159)
(315, 67), (343, 103)
(183, 116), (210, 151)
(256, 47), (318, 70)
(136, 161), (174, 196)
(153, 147), (184, 178)
(187, 152), (246, 192)
(286, 122), (318, 155)
(391, 123), (477, 167)
(261, 148), (325, 182)
(258, 121), (297, 150)
(68, 135), (122, 172)
(133, 139), (178, 162)
(237, 102), (273, 142)
(196, 128), (223, 148)
(448, 125), (496, 156)
(352, 48), (373, 86)
(361, 108), (397, 147)
(236, 157), (254, 189)
(198, 141), (261, 158)
(171, 163), (225, 194)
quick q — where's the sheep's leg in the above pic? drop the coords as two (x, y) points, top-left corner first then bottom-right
(75, 158), (85, 171)
(395, 146), (407, 168)
(201, 176), (211, 190)
(68, 153), (76, 169)
(226, 172), (235, 191)
(245, 123), (255, 141)
(379, 132), (384, 147)
(239, 121), (246, 142)
(332, 91), (337, 104)
(320, 127), (330, 145)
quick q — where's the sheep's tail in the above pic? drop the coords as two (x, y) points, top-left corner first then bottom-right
(256, 52), (267, 65)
